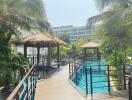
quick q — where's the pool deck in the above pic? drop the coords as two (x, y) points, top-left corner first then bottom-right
(35, 64), (128, 100)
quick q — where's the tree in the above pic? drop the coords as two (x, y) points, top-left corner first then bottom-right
(0, 0), (50, 95)
(87, 0), (132, 66)
(59, 33), (70, 44)
(94, 0), (131, 10)
(87, 0), (132, 89)
(70, 39), (88, 58)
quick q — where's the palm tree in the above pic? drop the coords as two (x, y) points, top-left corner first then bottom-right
(0, 0), (50, 36)
(87, 0), (132, 50)
(87, 0), (132, 27)
(87, 0), (132, 90)
(94, 0), (132, 10)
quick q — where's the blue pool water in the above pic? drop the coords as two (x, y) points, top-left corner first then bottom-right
(73, 60), (112, 94)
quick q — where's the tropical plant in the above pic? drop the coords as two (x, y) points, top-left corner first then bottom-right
(60, 46), (69, 59)
(59, 33), (70, 44)
(0, 0), (50, 95)
(70, 39), (88, 58)
(94, 0), (132, 10)
(87, 0), (132, 89)
(0, 0), (51, 35)
(0, 33), (29, 95)
(87, 0), (132, 65)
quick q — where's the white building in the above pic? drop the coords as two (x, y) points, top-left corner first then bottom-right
(53, 25), (96, 42)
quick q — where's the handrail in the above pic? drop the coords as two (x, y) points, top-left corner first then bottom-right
(69, 60), (130, 95)
(7, 64), (37, 100)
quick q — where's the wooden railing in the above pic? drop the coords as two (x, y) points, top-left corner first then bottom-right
(7, 64), (37, 100)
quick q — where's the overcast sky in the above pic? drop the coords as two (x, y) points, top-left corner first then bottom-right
(43, 0), (99, 27)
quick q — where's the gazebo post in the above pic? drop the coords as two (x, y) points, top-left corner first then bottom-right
(57, 45), (60, 68)
(97, 48), (101, 60)
(48, 46), (51, 68)
(37, 46), (40, 66)
(97, 48), (101, 71)
(83, 48), (87, 64)
(24, 44), (27, 58)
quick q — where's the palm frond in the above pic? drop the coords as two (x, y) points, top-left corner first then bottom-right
(87, 10), (118, 27)
(87, 4), (132, 28)
(95, 0), (128, 10)
(19, 16), (51, 32)
(0, 0), (50, 33)
(9, 0), (47, 21)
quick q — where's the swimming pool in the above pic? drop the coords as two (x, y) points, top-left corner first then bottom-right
(73, 60), (112, 94)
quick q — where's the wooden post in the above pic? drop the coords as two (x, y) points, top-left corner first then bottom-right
(48, 46), (51, 68)
(69, 62), (71, 79)
(123, 65), (126, 90)
(57, 45), (60, 68)
(97, 48), (101, 71)
(24, 44), (27, 58)
(97, 48), (101, 60)
(83, 48), (86, 63)
(37, 47), (40, 66)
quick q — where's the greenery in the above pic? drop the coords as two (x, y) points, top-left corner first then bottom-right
(87, 0), (132, 66)
(58, 33), (70, 44)
(87, 0), (132, 90)
(0, 33), (29, 95)
(0, 0), (50, 95)
(60, 46), (69, 59)
(51, 46), (69, 62)
(70, 39), (88, 58)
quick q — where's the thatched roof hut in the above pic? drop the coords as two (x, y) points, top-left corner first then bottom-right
(14, 33), (68, 68)
(15, 33), (68, 47)
(81, 42), (100, 49)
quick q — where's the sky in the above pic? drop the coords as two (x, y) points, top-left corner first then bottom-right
(43, 0), (99, 27)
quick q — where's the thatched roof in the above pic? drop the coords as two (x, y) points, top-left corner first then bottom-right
(46, 34), (68, 46)
(15, 33), (68, 47)
(81, 42), (100, 49)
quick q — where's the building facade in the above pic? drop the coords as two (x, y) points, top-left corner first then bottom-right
(53, 25), (96, 42)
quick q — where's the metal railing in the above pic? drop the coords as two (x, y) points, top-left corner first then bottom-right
(7, 64), (38, 100)
(69, 59), (88, 94)
(69, 59), (82, 79)
(69, 60), (131, 97)
(85, 64), (127, 95)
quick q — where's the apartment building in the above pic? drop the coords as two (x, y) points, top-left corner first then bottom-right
(53, 25), (96, 42)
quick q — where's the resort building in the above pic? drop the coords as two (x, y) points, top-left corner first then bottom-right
(53, 25), (96, 42)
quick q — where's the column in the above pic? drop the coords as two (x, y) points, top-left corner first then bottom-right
(37, 46), (40, 66)
(57, 45), (60, 68)
(47, 46), (51, 68)
(24, 44), (27, 58)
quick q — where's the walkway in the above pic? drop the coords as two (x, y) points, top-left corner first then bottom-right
(35, 64), (128, 100)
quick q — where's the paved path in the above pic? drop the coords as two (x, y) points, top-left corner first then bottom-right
(35, 65), (128, 100)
